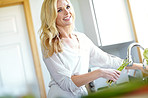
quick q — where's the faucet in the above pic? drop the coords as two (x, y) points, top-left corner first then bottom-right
(127, 42), (144, 66)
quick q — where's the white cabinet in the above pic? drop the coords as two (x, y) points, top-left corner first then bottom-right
(71, 0), (134, 46)
(93, 0), (134, 46)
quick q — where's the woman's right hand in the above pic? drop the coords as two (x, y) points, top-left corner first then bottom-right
(71, 68), (121, 87)
(99, 68), (121, 82)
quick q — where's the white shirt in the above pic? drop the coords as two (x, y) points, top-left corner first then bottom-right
(43, 32), (123, 98)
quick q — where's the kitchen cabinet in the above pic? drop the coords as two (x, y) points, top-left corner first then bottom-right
(71, 0), (135, 46)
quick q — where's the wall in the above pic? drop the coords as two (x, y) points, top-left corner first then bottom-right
(70, 0), (85, 33)
(29, 0), (50, 95)
(129, 0), (148, 53)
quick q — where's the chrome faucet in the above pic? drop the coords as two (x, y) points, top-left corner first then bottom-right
(127, 42), (144, 66)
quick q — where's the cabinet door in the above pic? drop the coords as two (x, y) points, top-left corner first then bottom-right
(93, 0), (134, 46)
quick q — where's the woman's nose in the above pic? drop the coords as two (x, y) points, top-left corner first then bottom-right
(64, 9), (69, 15)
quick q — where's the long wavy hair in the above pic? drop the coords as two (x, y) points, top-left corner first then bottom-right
(40, 0), (75, 58)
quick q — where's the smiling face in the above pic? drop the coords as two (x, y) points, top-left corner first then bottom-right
(56, 0), (73, 28)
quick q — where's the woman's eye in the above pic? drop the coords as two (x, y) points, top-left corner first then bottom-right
(57, 9), (62, 12)
(66, 5), (70, 9)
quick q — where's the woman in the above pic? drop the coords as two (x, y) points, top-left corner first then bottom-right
(39, 0), (145, 98)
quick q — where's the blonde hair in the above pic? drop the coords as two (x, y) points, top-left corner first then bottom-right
(40, 0), (75, 58)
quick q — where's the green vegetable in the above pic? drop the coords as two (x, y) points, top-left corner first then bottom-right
(143, 48), (148, 65)
(82, 80), (147, 98)
(106, 59), (130, 86)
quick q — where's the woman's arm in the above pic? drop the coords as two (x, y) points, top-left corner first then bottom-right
(43, 54), (80, 93)
(126, 63), (143, 70)
(82, 33), (123, 69)
(71, 68), (121, 87)
(126, 63), (148, 73)
(44, 53), (121, 91)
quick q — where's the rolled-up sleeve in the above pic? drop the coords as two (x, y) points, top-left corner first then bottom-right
(43, 53), (80, 94)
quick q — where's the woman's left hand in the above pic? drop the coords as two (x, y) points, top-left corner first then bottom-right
(126, 63), (148, 74)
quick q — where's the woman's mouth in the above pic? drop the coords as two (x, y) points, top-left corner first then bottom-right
(63, 16), (71, 21)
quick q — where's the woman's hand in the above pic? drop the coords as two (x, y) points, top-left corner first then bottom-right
(100, 68), (121, 82)
(126, 63), (148, 74)
(125, 63), (142, 70)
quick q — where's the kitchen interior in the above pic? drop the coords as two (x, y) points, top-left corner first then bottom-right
(0, 0), (148, 98)
(71, 0), (148, 96)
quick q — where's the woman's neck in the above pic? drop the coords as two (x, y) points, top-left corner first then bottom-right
(57, 26), (73, 39)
